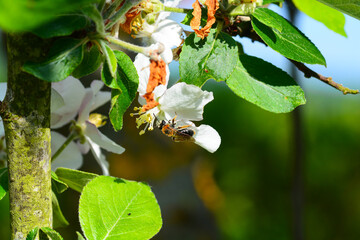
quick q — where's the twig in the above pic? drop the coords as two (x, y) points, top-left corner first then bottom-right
(289, 59), (359, 95)
(235, 24), (359, 95)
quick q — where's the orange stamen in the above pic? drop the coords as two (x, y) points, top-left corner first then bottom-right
(120, 7), (141, 34)
(190, 0), (219, 39)
(141, 59), (167, 112)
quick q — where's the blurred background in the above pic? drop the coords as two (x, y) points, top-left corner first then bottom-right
(1, 1), (360, 239)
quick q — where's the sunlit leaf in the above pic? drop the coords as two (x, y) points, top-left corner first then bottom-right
(26, 227), (39, 240)
(252, 8), (326, 65)
(79, 176), (162, 240)
(55, 168), (98, 193)
(100, 41), (117, 78)
(226, 54), (306, 113)
(180, 29), (238, 86)
(39, 227), (63, 240)
(315, 0), (360, 20)
(293, 0), (346, 36)
(101, 50), (139, 131)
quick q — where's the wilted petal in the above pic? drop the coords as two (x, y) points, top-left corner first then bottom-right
(86, 137), (110, 176)
(159, 82), (214, 121)
(84, 122), (125, 154)
(51, 131), (83, 170)
(193, 124), (221, 153)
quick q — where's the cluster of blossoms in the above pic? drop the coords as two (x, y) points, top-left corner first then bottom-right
(0, 0), (222, 175)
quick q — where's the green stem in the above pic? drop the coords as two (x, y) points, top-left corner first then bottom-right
(107, 36), (152, 56)
(163, 6), (191, 14)
(51, 133), (77, 162)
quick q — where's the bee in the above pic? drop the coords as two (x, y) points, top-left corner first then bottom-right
(158, 117), (196, 142)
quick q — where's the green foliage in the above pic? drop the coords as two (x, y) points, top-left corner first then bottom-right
(72, 45), (103, 78)
(39, 227), (63, 240)
(251, 8), (326, 66)
(79, 176), (162, 240)
(51, 171), (68, 194)
(315, 0), (360, 20)
(31, 15), (89, 39)
(0, 0), (99, 32)
(55, 168), (98, 193)
(52, 192), (69, 229)
(82, 5), (105, 35)
(26, 227), (39, 240)
(226, 55), (306, 113)
(180, 29), (238, 86)
(77, 232), (86, 240)
(263, 0), (284, 3)
(0, 168), (8, 201)
(23, 38), (85, 82)
(293, 0), (346, 36)
(102, 50), (139, 131)
(100, 41), (117, 78)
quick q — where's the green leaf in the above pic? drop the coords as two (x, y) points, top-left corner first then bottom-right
(0, 168), (8, 201)
(293, 0), (347, 36)
(179, 29), (238, 86)
(32, 14), (88, 39)
(51, 171), (68, 194)
(263, 0), (284, 4)
(251, 8), (326, 66)
(251, 7), (283, 32)
(101, 50), (139, 131)
(52, 192), (69, 229)
(55, 167), (98, 193)
(23, 38), (85, 82)
(72, 45), (103, 78)
(26, 227), (39, 240)
(100, 41), (117, 78)
(181, 8), (208, 26)
(77, 232), (86, 240)
(39, 227), (63, 240)
(82, 5), (105, 34)
(0, 0), (99, 32)
(315, 0), (360, 20)
(79, 176), (162, 240)
(226, 54), (306, 113)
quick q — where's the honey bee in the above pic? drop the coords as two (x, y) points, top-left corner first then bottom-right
(158, 117), (196, 142)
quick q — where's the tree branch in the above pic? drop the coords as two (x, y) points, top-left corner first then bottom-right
(230, 21), (359, 95)
(288, 59), (359, 95)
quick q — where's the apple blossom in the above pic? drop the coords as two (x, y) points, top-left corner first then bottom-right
(51, 77), (125, 175)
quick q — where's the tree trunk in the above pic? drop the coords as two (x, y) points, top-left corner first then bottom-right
(2, 33), (52, 240)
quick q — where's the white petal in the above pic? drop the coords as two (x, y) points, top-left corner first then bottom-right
(193, 125), (221, 153)
(51, 76), (86, 128)
(134, 53), (151, 96)
(51, 131), (83, 170)
(84, 122), (125, 154)
(77, 89), (94, 124)
(91, 91), (111, 112)
(159, 82), (214, 121)
(86, 137), (110, 176)
(0, 122), (4, 136)
(0, 82), (6, 101)
(152, 19), (183, 48)
(77, 141), (90, 154)
(51, 88), (65, 112)
(90, 80), (104, 94)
